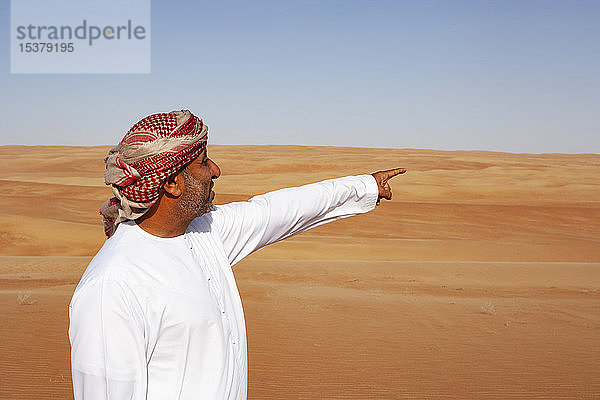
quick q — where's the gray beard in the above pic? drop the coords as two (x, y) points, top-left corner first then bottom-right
(178, 168), (211, 219)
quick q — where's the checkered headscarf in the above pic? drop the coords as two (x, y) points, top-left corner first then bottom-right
(99, 110), (208, 237)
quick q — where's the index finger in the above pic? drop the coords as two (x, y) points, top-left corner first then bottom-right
(381, 168), (406, 180)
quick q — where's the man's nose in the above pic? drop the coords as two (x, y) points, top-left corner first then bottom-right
(208, 159), (221, 179)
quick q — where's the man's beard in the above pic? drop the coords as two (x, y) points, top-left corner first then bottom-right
(178, 168), (212, 218)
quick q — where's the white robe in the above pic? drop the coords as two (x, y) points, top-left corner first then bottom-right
(69, 174), (379, 399)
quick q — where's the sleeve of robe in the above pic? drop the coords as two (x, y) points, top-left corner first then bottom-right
(211, 174), (379, 266)
(69, 276), (147, 400)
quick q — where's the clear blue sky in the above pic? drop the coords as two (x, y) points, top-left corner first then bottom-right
(1, 0), (599, 153)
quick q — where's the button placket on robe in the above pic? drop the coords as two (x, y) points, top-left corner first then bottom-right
(185, 232), (235, 340)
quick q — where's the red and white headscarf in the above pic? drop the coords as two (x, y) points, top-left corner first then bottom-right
(100, 110), (208, 237)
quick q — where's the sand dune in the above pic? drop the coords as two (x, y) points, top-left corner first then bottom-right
(0, 145), (598, 399)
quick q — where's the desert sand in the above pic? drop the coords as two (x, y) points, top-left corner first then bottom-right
(0, 145), (599, 399)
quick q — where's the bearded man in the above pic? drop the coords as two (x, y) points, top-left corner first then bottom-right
(68, 110), (405, 400)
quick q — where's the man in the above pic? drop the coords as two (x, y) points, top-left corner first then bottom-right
(69, 110), (405, 399)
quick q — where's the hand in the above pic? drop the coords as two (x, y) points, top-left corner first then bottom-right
(371, 168), (406, 204)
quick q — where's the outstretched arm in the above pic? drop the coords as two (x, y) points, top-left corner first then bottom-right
(210, 169), (406, 266)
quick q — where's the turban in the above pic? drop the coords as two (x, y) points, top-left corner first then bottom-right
(99, 110), (208, 237)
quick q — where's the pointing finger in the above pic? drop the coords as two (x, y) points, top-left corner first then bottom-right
(388, 167), (406, 177)
(380, 168), (406, 181)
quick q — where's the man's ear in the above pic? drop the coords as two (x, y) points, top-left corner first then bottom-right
(163, 171), (184, 197)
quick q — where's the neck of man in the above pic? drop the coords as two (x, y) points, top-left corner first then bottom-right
(135, 197), (195, 238)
